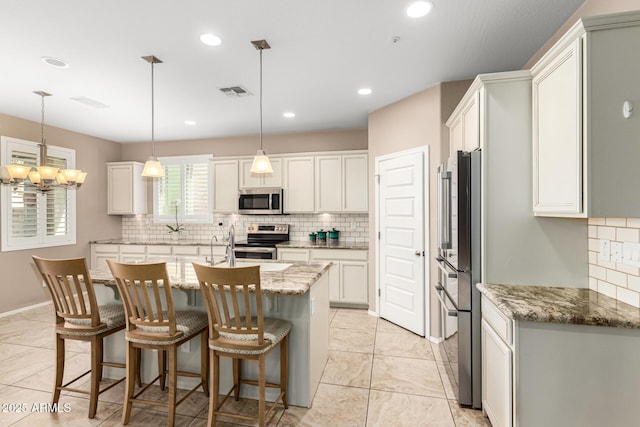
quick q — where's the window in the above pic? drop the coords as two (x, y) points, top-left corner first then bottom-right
(153, 155), (212, 224)
(1, 136), (76, 251)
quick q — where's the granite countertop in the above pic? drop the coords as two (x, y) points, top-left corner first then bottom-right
(90, 259), (332, 296)
(477, 283), (640, 329)
(91, 239), (227, 246)
(277, 241), (369, 250)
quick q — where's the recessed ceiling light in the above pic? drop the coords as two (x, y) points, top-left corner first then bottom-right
(200, 33), (222, 47)
(406, 1), (433, 18)
(41, 56), (68, 68)
(185, 120), (196, 126)
(283, 112), (295, 118)
(358, 88), (372, 95)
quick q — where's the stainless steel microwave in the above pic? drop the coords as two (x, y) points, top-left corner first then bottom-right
(238, 188), (284, 215)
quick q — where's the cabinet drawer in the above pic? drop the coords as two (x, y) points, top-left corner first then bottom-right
(310, 249), (368, 261)
(172, 246), (200, 256)
(147, 246), (172, 256)
(482, 298), (513, 346)
(278, 248), (310, 262)
(119, 245), (146, 254)
(92, 244), (119, 254)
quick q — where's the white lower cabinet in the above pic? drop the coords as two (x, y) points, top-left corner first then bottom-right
(91, 244), (119, 269)
(310, 249), (368, 307)
(481, 298), (514, 427)
(277, 248), (311, 262)
(90, 243), (222, 269)
(481, 319), (512, 427)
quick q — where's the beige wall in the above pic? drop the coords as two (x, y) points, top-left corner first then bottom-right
(525, 0), (640, 68)
(122, 129), (367, 160)
(0, 113), (122, 313)
(367, 80), (471, 338)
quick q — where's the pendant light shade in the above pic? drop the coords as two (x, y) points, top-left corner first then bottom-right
(250, 39), (273, 174)
(141, 55), (165, 178)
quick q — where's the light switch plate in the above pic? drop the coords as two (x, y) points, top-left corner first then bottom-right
(622, 242), (640, 267)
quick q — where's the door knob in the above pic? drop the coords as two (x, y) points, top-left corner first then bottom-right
(415, 250), (421, 256)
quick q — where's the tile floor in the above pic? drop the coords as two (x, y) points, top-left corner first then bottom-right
(0, 305), (491, 426)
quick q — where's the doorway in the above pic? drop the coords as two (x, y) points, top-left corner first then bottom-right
(375, 146), (429, 337)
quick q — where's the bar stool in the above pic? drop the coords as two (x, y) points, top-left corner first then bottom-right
(32, 256), (128, 419)
(192, 263), (291, 427)
(106, 260), (209, 427)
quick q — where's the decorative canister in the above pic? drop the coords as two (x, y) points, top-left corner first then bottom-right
(309, 232), (317, 243)
(328, 228), (340, 240)
(317, 229), (327, 242)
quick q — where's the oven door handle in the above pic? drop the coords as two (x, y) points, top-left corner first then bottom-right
(234, 247), (276, 254)
(435, 257), (457, 278)
(435, 284), (458, 317)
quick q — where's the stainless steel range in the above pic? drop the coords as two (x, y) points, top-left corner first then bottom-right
(233, 223), (289, 260)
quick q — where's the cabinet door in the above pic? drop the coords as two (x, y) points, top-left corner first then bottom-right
(315, 155), (342, 212)
(481, 319), (513, 427)
(462, 91), (480, 151)
(91, 244), (119, 269)
(449, 118), (463, 156)
(107, 162), (146, 215)
(119, 245), (147, 263)
(284, 157), (315, 213)
(532, 38), (583, 215)
(328, 263), (340, 302)
(212, 160), (239, 213)
(343, 154), (368, 212)
(240, 158), (282, 188)
(339, 261), (368, 304)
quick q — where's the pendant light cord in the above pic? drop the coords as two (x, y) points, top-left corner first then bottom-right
(40, 94), (45, 146)
(151, 60), (155, 157)
(259, 47), (263, 151)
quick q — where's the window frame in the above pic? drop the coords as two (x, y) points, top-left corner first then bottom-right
(152, 154), (213, 225)
(1, 136), (77, 252)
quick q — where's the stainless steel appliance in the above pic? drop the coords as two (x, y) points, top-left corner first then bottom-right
(238, 188), (284, 215)
(435, 150), (481, 408)
(234, 223), (289, 260)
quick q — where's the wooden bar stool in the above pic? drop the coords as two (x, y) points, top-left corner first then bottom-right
(106, 260), (209, 427)
(32, 256), (129, 419)
(192, 263), (291, 427)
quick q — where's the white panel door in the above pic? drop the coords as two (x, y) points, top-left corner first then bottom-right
(377, 150), (426, 336)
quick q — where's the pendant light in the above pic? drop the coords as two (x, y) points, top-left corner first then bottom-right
(141, 55), (165, 178)
(250, 39), (274, 174)
(1, 91), (86, 190)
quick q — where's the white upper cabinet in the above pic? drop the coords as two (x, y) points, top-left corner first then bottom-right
(107, 162), (147, 215)
(211, 159), (239, 213)
(315, 153), (368, 213)
(283, 156), (315, 213)
(448, 90), (480, 155)
(532, 12), (640, 217)
(239, 157), (282, 188)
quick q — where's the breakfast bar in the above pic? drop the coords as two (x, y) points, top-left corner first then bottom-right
(90, 259), (332, 408)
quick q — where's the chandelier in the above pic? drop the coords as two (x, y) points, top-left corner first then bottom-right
(0, 91), (86, 191)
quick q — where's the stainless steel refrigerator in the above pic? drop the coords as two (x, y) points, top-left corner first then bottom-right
(435, 150), (481, 408)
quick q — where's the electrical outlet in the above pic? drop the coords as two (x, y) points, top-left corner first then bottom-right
(611, 241), (623, 263)
(599, 240), (610, 262)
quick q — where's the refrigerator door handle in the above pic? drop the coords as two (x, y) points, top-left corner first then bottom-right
(435, 257), (458, 278)
(435, 285), (458, 317)
(437, 169), (452, 250)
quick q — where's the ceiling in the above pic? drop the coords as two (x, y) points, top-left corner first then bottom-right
(0, 0), (585, 144)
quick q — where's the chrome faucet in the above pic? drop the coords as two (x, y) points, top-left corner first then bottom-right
(225, 225), (236, 267)
(206, 235), (218, 266)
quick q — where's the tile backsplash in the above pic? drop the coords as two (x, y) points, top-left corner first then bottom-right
(122, 213), (369, 245)
(588, 218), (640, 308)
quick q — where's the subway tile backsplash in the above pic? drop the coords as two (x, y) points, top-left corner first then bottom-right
(588, 218), (640, 308)
(122, 213), (369, 245)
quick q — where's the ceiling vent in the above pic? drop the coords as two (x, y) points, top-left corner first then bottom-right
(218, 85), (253, 97)
(70, 96), (110, 109)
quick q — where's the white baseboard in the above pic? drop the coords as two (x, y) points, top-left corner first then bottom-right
(0, 300), (52, 318)
(368, 309), (379, 318)
(429, 336), (444, 344)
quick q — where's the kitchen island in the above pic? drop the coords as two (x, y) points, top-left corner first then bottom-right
(90, 259), (332, 407)
(478, 283), (640, 427)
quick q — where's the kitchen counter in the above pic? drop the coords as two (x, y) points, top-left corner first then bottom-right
(90, 260), (332, 296)
(277, 241), (368, 250)
(91, 238), (227, 246)
(477, 283), (640, 328)
(92, 258), (332, 408)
